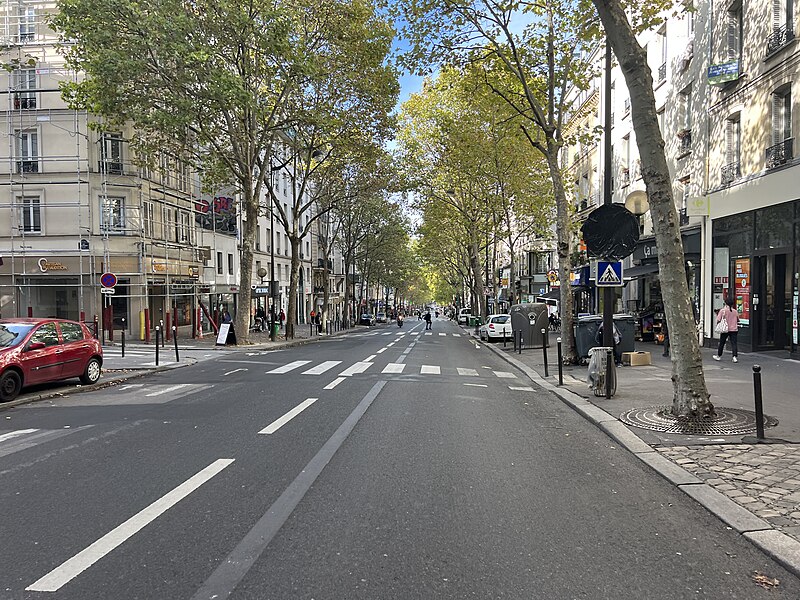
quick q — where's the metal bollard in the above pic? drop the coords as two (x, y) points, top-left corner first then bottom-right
(541, 328), (549, 378)
(503, 331), (507, 348)
(513, 330), (517, 352)
(172, 326), (179, 362)
(155, 326), (160, 366)
(121, 318), (126, 358)
(518, 330), (523, 354)
(605, 348), (613, 399)
(160, 320), (165, 348)
(557, 337), (563, 386)
(753, 365), (765, 440)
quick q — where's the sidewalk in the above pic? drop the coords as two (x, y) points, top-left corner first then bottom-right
(470, 325), (800, 576)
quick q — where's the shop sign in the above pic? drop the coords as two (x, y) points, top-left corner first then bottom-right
(734, 258), (750, 325)
(188, 266), (200, 278)
(686, 196), (709, 217)
(152, 261), (167, 273)
(38, 258), (68, 272)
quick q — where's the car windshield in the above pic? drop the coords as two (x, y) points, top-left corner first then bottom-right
(492, 316), (510, 324)
(0, 324), (35, 348)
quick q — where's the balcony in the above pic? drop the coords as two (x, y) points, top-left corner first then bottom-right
(13, 95), (36, 109)
(99, 160), (123, 174)
(678, 129), (692, 154)
(721, 161), (741, 185)
(658, 62), (667, 82)
(16, 160), (38, 173)
(765, 138), (793, 169)
(766, 24), (794, 56)
(620, 168), (630, 186)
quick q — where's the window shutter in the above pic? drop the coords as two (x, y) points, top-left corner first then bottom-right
(725, 120), (734, 164)
(772, 93), (783, 145)
(772, 0), (783, 29)
(784, 92), (792, 140)
(727, 12), (739, 60)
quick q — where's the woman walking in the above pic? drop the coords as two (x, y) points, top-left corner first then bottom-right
(713, 298), (740, 363)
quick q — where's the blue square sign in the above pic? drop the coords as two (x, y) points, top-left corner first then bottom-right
(596, 261), (623, 287)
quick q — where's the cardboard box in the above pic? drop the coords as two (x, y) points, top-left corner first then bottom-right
(622, 351), (651, 366)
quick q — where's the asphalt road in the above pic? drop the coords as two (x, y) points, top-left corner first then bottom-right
(1, 318), (799, 599)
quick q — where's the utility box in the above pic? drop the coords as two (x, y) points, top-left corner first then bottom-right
(510, 303), (549, 347)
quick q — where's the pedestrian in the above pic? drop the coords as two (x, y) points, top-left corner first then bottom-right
(279, 309), (285, 329)
(595, 321), (622, 365)
(222, 310), (232, 324)
(661, 317), (670, 357)
(424, 311), (432, 330)
(713, 297), (740, 363)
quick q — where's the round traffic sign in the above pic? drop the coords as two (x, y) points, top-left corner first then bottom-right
(100, 272), (117, 288)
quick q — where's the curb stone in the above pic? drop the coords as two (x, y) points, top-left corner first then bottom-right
(470, 327), (800, 579)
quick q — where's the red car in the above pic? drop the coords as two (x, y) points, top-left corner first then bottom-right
(0, 318), (103, 403)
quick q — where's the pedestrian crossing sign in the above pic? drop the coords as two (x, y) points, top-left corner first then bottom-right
(596, 260), (624, 287)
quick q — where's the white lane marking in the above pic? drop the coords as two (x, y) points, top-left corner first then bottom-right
(509, 386), (535, 392)
(339, 362), (372, 377)
(145, 384), (190, 397)
(438, 333), (446, 337)
(396, 332), (405, 336)
(224, 368), (248, 376)
(420, 365), (440, 375)
(494, 371), (516, 379)
(117, 384), (145, 391)
(464, 383), (488, 388)
(424, 332), (432, 336)
(457, 368), (479, 377)
(387, 342), (396, 347)
(0, 429), (39, 443)
(382, 363), (406, 374)
(376, 348), (387, 354)
(258, 398), (317, 434)
(452, 334), (461, 338)
(382, 332), (392, 336)
(401, 348), (412, 355)
(365, 354), (377, 362)
(266, 360), (312, 374)
(26, 459), (235, 592)
(323, 377), (346, 390)
(301, 361), (341, 375)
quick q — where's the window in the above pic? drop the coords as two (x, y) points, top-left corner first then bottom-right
(60, 322), (85, 343)
(722, 114), (742, 184)
(163, 207), (176, 242)
(284, 235), (289, 256)
(657, 108), (666, 136)
(100, 133), (123, 174)
(101, 196), (126, 233)
(228, 253), (234, 275)
(679, 84), (693, 130)
(143, 201), (155, 237)
(18, 5), (35, 41)
(727, 4), (742, 62)
(767, 0), (794, 54)
(19, 195), (41, 233)
(13, 69), (36, 109)
(767, 86), (793, 168)
(16, 129), (38, 173)
(178, 210), (191, 243)
(217, 251), (223, 275)
(678, 177), (691, 225)
(306, 241), (310, 256)
(621, 135), (631, 184)
(657, 26), (667, 82)
(256, 225), (261, 251)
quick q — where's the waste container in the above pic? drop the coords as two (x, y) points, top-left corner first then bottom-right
(587, 346), (617, 397)
(575, 315), (602, 362)
(510, 303), (549, 347)
(613, 313), (636, 354)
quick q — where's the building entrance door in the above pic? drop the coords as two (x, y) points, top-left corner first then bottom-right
(752, 253), (791, 350)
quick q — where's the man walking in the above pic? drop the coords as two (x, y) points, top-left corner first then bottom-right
(424, 311), (432, 330)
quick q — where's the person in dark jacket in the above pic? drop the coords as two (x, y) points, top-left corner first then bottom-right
(424, 311), (432, 330)
(595, 321), (622, 365)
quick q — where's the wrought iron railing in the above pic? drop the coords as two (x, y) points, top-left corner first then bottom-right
(767, 23), (794, 55)
(13, 95), (35, 109)
(721, 161), (741, 185)
(620, 168), (630, 185)
(678, 130), (692, 153)
(658, 62), (667, 82)
(766, 138), (793, 169)
(16, 160), (38, 173)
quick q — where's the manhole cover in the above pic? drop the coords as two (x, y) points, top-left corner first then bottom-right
(619, 406), (778, 435)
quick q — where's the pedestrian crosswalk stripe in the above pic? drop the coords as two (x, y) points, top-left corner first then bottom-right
(302, 361), (341, 375)
(452, 334), (460, 337)
(420, 365), (440, 374)
(339, 361), (372, 376)
(382, 332), (392, 336)
(493, 371), (516, 378)
(382, 363), (405, 374)
(438, 333), (446, 336)
(508, 386), (534, 392)
(267, 360), (311, 374)
(457, 368), (479, 377)
(424, 332), (432, 336)
(0, 429), (39, 443)
(324, 377), (345, 390)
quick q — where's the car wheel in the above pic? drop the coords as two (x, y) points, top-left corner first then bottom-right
(0, 370), (22, 403)
(80, 358), (102, 385)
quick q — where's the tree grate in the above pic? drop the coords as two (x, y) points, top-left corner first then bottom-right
(619, 406), (778, 436)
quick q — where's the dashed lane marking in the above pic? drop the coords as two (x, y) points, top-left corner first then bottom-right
(323, 377), (346, 390)
(258, 398), (317, 434)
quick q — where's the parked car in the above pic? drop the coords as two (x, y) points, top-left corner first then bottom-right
(457, 308), (472, 325)
(479, 314), (512, 341)
(376, 312), (387, 323)
(359, 313), (376, 326)
(0, 318), (103, 403)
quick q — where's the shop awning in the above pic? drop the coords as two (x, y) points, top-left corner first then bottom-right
(625, 263), (659, 279)
(537, 289), (561, 300)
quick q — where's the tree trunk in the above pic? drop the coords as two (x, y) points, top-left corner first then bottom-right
(469, 231), (485, 321)
(343, 254), (353, 325)
(287, 236), (302, 339)
(593, 0), (712, 417)
(545, 144), (577, 363)
(234, 189), (257, 345)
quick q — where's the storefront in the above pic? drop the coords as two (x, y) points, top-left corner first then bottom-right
(711, 201), (799, 356)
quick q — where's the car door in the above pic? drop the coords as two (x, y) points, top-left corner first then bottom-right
(57, 321), (91, 378)
(19, 322), (63, 385)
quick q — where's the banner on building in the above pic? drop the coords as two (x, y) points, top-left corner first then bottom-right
(195, 194), (238, 236)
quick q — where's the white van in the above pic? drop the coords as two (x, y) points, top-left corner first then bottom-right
(457, 308), (472, 325)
